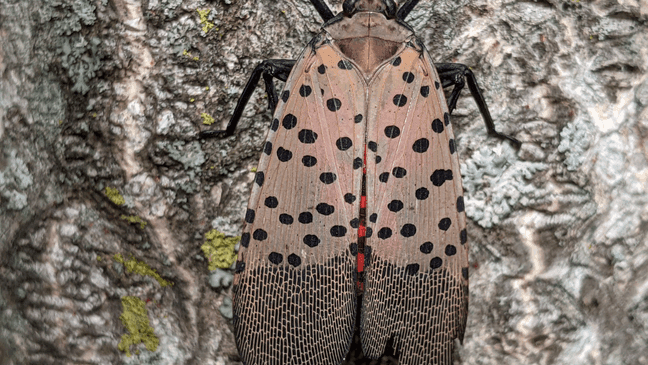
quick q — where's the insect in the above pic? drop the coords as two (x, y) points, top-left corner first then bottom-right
(201, 0), (519, 364)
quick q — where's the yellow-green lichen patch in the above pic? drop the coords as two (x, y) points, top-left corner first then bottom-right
(113, 254), (173, 287)
(201, 230), (239, 271)
(201, 112), (215, 125)
(197, 9), (215, 33)
(183, 49), (200, 61)
(105, 187), (125, 206)
(117, 296), (159, 357)
(120, 215), (147, 229)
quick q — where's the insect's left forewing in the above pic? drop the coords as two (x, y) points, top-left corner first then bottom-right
(361, 45), (469, 365)
(233, 39), (365, 365)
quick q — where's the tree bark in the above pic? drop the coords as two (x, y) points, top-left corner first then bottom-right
(1, 0), (647, 364)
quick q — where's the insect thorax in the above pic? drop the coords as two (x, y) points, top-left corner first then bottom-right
(322, 12), (416, 77)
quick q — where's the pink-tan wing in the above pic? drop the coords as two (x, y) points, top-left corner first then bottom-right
(361, 45), (469, 365)
(232, 40), (366, 365)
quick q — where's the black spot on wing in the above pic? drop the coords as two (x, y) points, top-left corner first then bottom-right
(245, 209), (255, 223)
(431, 118), (444, 133)
(393, 94), (407, 107)
(283, 114), (297, 129)
(302, 155), (317, 167)
(330, 225), (347, 237)
(303, 234), (320, 247)
(240, 232), (250, 248)
(276, 147), (292, 162)
(384, 126), (400, 138)
(298, 129), (318, 144)
(438, 218), (451, 231)
(353, 157), (362, 169)
(338, 60), (353, 70)
(336, 137), (353, 151)
(288, 254), (302, 267)
(298, 212), (313, 224)
(320, 172), (337, 184)
(420, 241), (433, 254)
(368, 141), (378, 152)
(299, 85), (312, 97)
(344, 193), (356, 204)
(255, 171), (264, 186)
(263, 141), (272, 155)
(268, 252), (283, 265)
(377, 227), (392, 239)
(264, 196), (278, 208)
(400, 224), (416, 237)
(327, 98), (342, 111)
(253, 229), (267, 241)
(412, 138), (429, 153)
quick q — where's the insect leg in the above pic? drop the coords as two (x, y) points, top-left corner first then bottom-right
(309, 0), (335, 22)
(436, 63), (521, 147)
(396, 0), (421, 20)
(199, 59), (295, 139)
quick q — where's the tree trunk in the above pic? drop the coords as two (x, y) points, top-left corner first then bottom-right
(1, 0), (647, 364)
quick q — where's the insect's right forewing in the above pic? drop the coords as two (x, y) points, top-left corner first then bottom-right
(361, 46), (469, 365)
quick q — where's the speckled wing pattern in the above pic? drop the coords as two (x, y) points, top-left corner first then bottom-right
(232, 38), (366, 365)
(360, 45), (469, 364)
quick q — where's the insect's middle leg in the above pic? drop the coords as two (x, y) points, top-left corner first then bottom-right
(199, 59), (295, 139)
(436, 63), (520, 146)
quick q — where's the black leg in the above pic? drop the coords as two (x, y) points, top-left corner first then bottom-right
(396, 0), (421, 20)
(309, 0), (335, 22)
(200, 59), (295, 139)
(436, 63), (521, 147)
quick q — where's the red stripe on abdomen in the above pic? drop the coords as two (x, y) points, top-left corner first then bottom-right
(357, 145), (368, 292)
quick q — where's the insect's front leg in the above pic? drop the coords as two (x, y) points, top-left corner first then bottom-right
(436, 63), (521, 147)
(396, 0), (422, 20)
(308, 0), (335, 22)
(199, 59), (295, 139)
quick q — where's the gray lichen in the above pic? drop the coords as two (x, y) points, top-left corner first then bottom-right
(0, 150), (34, 210)
(43, 0), (102, 94)
(558, 117), (594, 172)
(58, 35), (102, 94)
(157, 140), (206, 193)
(208, 269), (233, 289)
(461, 144), (546, 228)
(219, 297), (233, 319)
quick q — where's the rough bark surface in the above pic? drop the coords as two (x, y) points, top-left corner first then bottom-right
(1, 0), (647, 364)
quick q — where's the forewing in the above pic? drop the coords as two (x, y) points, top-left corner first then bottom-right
(233, 40), (366, 365)
(361, 46), (469, 365)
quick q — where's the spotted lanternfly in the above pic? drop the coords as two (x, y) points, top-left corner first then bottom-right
(201, 0), (520, 364)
